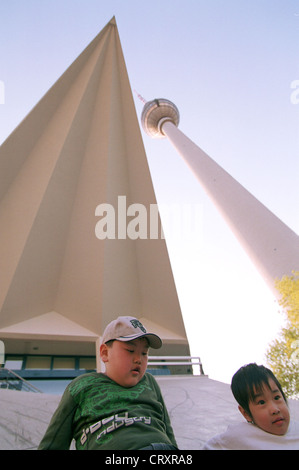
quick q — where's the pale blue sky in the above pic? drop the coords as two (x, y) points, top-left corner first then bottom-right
(0, 0), (298, 383)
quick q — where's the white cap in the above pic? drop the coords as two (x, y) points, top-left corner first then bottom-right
(102, 316), (162, 349)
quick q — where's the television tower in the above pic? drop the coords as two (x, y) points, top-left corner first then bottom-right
(141, 98), (299, 297)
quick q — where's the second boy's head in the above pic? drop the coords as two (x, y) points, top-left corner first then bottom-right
(231, 363), (290, 435)
(100, 316), (162, 388)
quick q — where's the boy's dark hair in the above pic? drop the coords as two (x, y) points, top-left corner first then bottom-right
(231, 363), (287, 417)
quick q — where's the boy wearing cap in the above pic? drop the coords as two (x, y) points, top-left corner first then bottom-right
(38, 316), (178, 450)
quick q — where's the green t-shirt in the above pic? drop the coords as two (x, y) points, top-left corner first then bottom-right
(38, 372), (177, 450)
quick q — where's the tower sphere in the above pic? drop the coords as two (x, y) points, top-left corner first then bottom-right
(141, 98), (180, 139)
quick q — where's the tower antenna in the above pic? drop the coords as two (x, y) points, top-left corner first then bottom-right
(134, 89), (147, 104)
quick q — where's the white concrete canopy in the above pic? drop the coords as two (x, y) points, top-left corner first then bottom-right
(0, 18), (190, 363)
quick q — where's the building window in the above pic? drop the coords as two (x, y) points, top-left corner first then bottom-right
(25, 356), (51, 370)
(5, 357), (23, 370)
(52, 357), (75, 370)
(79, 357), (96, 370)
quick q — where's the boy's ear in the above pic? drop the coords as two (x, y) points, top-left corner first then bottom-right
(100, 343), (109, 363)
(238, 405), (252, 423)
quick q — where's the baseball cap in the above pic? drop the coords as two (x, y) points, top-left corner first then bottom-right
(102, 316), (162, 349)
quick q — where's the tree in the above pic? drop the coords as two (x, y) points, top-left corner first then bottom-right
(266, 271), (299, 399)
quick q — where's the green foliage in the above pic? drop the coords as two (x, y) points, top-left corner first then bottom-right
(275, 271), (299, 328)
(266, 272), (299, 399)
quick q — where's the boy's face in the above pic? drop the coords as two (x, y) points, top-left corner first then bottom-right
(100, 337), (149, 388)
(239, 378), (290, 435)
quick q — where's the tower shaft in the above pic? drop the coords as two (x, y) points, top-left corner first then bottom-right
(161, 119), (299, 296)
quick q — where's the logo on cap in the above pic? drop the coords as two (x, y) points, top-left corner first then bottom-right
(130, 319), (146, 333)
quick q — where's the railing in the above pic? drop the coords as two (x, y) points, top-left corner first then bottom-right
(0, 367), (43, 393)
(148, 356), (204, 375)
